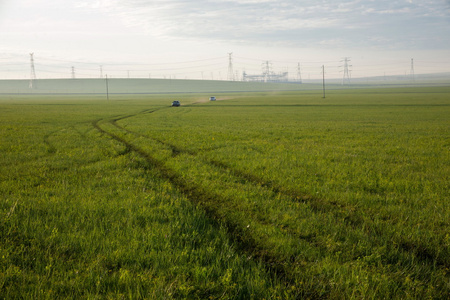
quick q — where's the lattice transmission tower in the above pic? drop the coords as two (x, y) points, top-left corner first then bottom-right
(341, 57), (351, 85)
(227, 53), (234, 81)
(262, 61), (272, 82)
(410, 58), (415, 82)
(29, 53), (37, 89)
(297, 62), (302, 83)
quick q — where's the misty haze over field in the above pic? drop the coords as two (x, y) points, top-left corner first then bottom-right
(0, 0), (449, 80)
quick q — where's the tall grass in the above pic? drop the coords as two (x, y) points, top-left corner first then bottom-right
(1, 88), (449, 298)
(0, 96), (285, 298)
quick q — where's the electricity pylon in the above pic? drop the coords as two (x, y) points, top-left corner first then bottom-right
(262, 61), (272, 82)
(340, 57), (351, 85)
(29, 53), (37, 89)
(227, 53), (234, 81)
(297, 62), (302, 83)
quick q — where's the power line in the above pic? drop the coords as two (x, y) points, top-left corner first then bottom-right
(2, 53), (449, 80)
(35, 55), (226, 66)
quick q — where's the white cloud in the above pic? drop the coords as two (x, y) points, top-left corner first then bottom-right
(1, 0), (450, 79)
(71, 0), (449, 50)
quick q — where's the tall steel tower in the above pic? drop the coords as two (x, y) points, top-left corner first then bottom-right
(341, 57), (351, 85)
(410, 58), (415, 82)
(29, 53), (37, 88)
(71, 66), (76, 79)
(297, 63), (302, 83)
(262, 61), (272, 82)
(227, 53), (234, 81)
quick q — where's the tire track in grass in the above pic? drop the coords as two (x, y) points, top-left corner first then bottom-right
(98, 115), (436, 299)
(108, 116), (334, 245)
(43, 132), (58, 154)
(107, 109), (450, 272)
(112, 106), (342, 205)
(92, 118), (308, 293)
(110, 115), (357, 218)
(110, 116), (335, 207)
(1, 124), (91, 169)
(96, 115), (373, 299)
(96, 101), (450, 297)
(107, 117), (378, 256)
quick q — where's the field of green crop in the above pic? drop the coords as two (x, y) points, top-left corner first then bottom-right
(1, 87), (449, 299)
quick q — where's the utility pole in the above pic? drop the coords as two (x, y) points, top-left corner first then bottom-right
(71, 66), (75, 79)
(410, 58), (415, 82)
(105, 74), (109, 101)
(227, 52), (234, 81)
(322, 65), (326, 98)
(29, 53), (37, 89)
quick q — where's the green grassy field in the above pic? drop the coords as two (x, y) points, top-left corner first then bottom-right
(1, 87), (449, 299)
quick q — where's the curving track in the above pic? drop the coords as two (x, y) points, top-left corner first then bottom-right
(90, 102), (449, 297)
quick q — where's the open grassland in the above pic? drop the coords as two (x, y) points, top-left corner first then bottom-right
(1, 87), (449, 299)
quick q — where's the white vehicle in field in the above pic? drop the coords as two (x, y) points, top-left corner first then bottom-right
(210, 96), (216, 101)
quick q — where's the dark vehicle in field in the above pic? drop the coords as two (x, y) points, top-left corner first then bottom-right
(171, 100), (180, 107)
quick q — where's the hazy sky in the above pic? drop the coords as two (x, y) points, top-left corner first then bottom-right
(1, 0), (449, 79)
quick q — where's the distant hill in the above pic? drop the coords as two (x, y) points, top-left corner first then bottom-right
(0, 74), (449, 95)
(0, 78), (308, 95)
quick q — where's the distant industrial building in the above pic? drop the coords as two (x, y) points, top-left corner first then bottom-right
(242, 60), (301, 83)
(242, 71), (290, 83)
